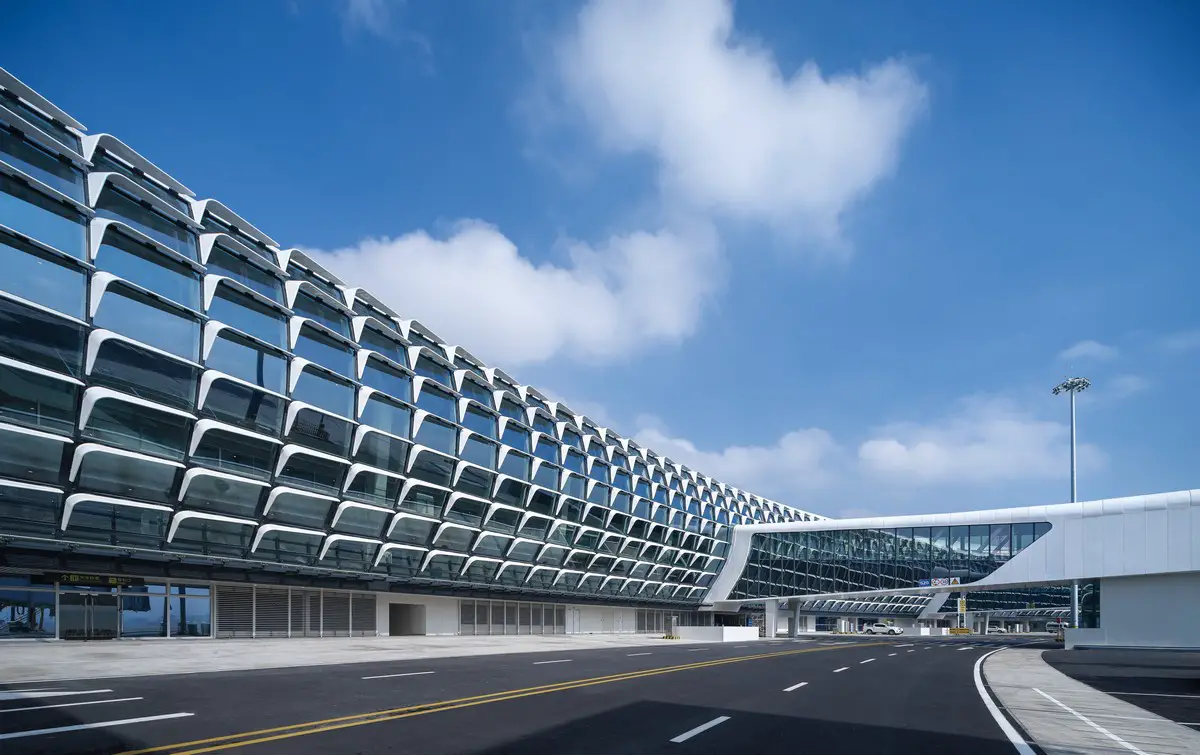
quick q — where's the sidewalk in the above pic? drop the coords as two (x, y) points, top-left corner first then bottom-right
(0, 633), (709, 684)
(984, 648), (1200, 755)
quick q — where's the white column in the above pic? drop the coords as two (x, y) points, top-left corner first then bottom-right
(764, 601), (779, 638)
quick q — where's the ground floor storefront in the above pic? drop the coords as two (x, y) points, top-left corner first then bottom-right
(1, 571), (700, 641)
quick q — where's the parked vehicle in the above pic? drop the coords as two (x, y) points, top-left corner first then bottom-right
(986, 625), (1007, 634)
(864, 623), (903, 635)
(1046, 620), (1070, 632)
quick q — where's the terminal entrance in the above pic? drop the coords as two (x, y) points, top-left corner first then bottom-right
(59, 592), (119, 641)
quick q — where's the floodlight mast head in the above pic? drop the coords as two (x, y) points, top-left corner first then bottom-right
(1052, 376), (1091, 396)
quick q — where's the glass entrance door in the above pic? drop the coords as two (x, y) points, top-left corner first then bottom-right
(59, 593), (119, 640)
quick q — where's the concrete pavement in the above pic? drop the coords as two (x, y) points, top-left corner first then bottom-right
(984, 647), (1200, 754)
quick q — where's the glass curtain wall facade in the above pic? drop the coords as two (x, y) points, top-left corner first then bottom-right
(729, 523), (1053, 600)
(0, 67), (822, 621)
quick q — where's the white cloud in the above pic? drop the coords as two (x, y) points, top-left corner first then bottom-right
(633, 418), (841, 501)
(555, 0), (927, 240)
(1159, 329), (1200, 352)
(1058, 339), (1118, 362)
(307, 220), (720, 367)
(857, 396), (1105, 484)
(1109, 374), (1149, 400)
(342, 0), (393, 36)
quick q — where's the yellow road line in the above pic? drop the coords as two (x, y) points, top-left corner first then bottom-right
(118, 641), (886, 755)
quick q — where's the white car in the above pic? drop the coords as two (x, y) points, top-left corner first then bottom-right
(987, 626), (1007, 634)
(863, 623), (903, 635)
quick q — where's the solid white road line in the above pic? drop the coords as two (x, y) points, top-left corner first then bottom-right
(1034, 688), (1149, 755)
(687, 648), (708, 652)
(0, 713), (194, 741)
(783, 682), (809, 692)
(833, 667), (849, 673)
(860, 658), (876, 664)
(958, 646), (975, 651)
(627, 652), (652, 657)
(907, 649), (916, 653)
(888, 653), (898, 657)
(0, 697), (143, 714)
(973, 649), (1036, 755)
(670, 715), (731, 743)
(0, 689), (113, 701)
(1109, 691), (1200, 699)
(361, 671), (436, 680)
(533, 659), (572, 665)
(895, 643), (914, 647)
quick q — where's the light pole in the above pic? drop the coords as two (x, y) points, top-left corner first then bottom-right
(1053, 376), (1091, 629)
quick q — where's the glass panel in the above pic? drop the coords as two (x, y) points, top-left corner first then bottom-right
(0, 481), (61, 535)
(170, 519), (253, 558)
(92, 153), (186, 213)
(180, 474), (263, 518)
(354, 430), (409, 475)
(199, 377), (283, 436)
(358, 327), (407, 367)
(64, 500), (168, 548)
(263, 491), (334, 528)
(500, 452), (530, 480)
(208, 288), (287, 348)
(0, 174), (86, 257)
(294, 330), (353, 378)
(413, 419), (455, 455)
(361, 360), (411, 403)
(96, 235), (201, 310)
(191, 427), (276, 480)
(0, 233), (86, 317)
(0, 587), (57, 637)
(277, 450), (345, 496)
(0, 426), (66, 484)
(206, 247), (283, 303)
(332, 506), (389, 538)
(75, 450), (178, 504)
(204, 332), (287, 393)
(293, 292), (349, 337)
(287, 407), (352, 456)
(90, 340), (199, 410)
(93, 287), (200, 361)
(360, 395), (412, 438)
(286, 263), (342, 302)
(0, 363), (77, 433)
(389, 517), (436, 546)
(0, 291), (86, 377)
(460, 380), (492, 408)
(169, 595), (212, 637)
(461, 436), (497, 470)
(462, 407), (496, 438)
(1, 128), (83, 200)
(253, 531), (321, 565)
(119, 592), (166, 638)
(94, 186), (197, 260)
(291, 369), (354, 418)
(407, 452), (453, 488)
(82, 397), (190, 460)
(344, 470), (402, 507)
(414, 356), (450, 386)
(1012, 522), (1035, 553)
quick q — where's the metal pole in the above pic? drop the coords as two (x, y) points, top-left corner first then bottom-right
(1069, 389), (1080, 628)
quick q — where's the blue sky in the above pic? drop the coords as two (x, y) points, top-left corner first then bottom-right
(8, 0), (1199, 517)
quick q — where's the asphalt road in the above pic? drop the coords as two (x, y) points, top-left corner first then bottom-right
(1, 635), (1041, 755)
(1043, 647), (1200, 730)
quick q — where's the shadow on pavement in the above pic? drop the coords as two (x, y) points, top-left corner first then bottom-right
(469, 700), (1030, 755)
(1045, 648), (1200, 727)
(0, 685), (151, 755)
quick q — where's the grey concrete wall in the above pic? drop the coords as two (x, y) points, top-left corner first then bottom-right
(1067, 572), (1200, 649)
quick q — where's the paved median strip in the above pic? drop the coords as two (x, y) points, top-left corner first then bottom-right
(114, 641), (888, 755)
(669, 715), (730, 743)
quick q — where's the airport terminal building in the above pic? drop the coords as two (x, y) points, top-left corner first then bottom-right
(1, 67), (1197, 648)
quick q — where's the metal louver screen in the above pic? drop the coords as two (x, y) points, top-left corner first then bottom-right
(255, 587), (289, 637)
(351, 594), (377, 636)
(323, 591), (350, 636)
(215, 585), (253, 638)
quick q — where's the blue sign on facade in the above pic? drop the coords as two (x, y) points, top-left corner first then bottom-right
(918, 579), (932, 587)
